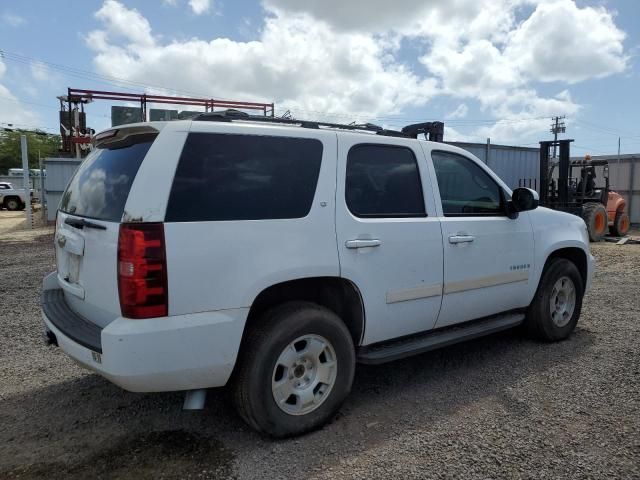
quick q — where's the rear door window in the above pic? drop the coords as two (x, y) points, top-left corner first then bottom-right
(345, 144), (426, 218)
(165, 133), (323, 222)
(59, 133), (156, 221)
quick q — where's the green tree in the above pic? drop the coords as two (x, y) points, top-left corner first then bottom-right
(0, 129), (61, 174)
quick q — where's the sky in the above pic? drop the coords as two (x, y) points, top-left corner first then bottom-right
(0, 0), (638, 154)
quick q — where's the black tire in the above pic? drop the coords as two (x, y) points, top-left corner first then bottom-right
(4, 197), (21, 211)
(582, 203), (607, 242)
(610, 211), (630, 237)
(525, 258), (584, 342)
(231, 302), (355, 438)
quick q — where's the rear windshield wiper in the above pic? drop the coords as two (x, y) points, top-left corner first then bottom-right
(64, 217), (107, 230)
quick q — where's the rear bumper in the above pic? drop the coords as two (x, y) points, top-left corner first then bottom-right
(41, 273), (248, 392)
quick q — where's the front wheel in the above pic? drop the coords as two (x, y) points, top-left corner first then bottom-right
(525, 258), (584, 341)
(582, 203), (607, 242)
(231, 302), (355, 437)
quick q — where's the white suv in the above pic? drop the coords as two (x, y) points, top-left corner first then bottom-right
(42, 113), (594, 437)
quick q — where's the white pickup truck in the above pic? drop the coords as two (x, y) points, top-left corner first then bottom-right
(42, 114), (595, 437)
(0, 182), (29, 210)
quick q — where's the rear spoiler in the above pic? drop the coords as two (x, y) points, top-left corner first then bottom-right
(94, 125), (159, 149)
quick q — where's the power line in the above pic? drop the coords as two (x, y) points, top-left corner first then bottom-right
(570, 118), (640, 140)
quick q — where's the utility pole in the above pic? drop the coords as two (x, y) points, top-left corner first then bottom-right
(550, 116), (566, 158)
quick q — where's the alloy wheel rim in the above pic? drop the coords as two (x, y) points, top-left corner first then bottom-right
(549, 276), (576, 328)
(271, 334), (337, 416)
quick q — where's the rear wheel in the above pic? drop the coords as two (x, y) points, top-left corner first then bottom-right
(231, 302), (355, 437)
(582, 203), (607, 242)
(525, 258), (584, 341)
(610, 211), (630, 237)
(5, 197), (20, 211)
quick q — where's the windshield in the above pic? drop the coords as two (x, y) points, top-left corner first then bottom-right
(59, 134), (156, 221)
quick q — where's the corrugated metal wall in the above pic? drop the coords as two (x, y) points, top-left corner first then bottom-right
(448, 142), (540, 190)
(607, 157), (640, 224)
(43, 157), (82, 221)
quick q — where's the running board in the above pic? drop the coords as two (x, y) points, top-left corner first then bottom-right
(357, 313), (525, 365)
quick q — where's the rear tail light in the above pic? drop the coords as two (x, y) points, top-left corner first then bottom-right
(117, 223), (168, 319)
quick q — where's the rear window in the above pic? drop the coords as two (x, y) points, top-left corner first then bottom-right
(165, 133), (323, 222)
(59, 134), (156, 221)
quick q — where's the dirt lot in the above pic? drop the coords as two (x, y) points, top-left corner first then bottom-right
(0, 208), (45, 235)
(0, 219), (638, 479)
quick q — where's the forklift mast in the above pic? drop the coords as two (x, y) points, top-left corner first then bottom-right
(539, 139), (574, 206)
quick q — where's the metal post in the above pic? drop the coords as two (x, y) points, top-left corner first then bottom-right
(539, 141), (550, 205)
(629, 156), (635, 224)
(552, 117), (559, 159)
(20, 135), (33, 229)
(558, 140), (571, 206)
(485, 137), (491, 165)
(39, 153), (46, 222)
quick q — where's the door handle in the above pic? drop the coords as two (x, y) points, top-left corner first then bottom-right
(448, 235), (475, 244)
(345, 239), (382, 249)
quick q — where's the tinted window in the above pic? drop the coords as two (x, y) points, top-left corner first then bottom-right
(165, 133), (323, 222)
(59, 134), (156, 221)
(431, 151), (503, 216)
(346, 144), (426, 218)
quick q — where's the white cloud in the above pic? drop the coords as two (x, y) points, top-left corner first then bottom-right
(30, 61), (49, 82)
(0, 59), (39, 127)
(448, 103), (468, 119)
(86, 2), (437, 119)
(472, 90), (580, 142)
(94, 0), (154, 47)
(84, 0), (628, 142)
(504, 0), (627, 83)
(2, 12), (26, 27)
(189, 0), (211, 15)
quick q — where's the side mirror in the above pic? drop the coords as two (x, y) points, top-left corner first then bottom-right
(510, 187), (539, 215)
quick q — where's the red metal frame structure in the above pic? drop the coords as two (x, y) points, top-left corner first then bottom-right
(67, 87), (275, 122)
(60, 87), (275, 155)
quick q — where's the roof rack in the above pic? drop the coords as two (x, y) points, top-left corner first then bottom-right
(193, 110), (444, 141)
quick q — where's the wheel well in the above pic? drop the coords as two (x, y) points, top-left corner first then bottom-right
(246, 277), (365, 346)
(545, 248), (587, 286)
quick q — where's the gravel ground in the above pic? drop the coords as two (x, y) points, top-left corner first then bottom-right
(0, 220), (638, 479)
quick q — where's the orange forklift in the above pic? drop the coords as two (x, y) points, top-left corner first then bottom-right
(539, 139), (630, 241)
